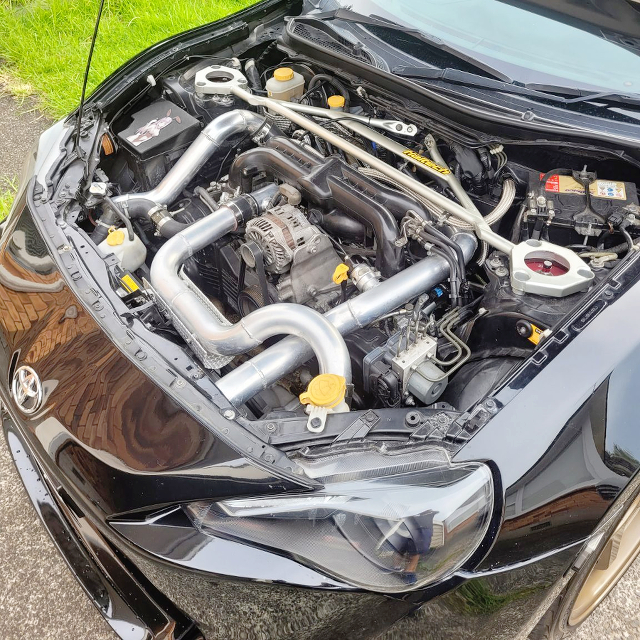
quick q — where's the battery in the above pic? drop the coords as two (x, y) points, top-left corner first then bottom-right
(530, 172), (638, 221)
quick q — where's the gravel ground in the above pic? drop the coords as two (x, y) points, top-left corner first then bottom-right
(0, 88), (639, 640)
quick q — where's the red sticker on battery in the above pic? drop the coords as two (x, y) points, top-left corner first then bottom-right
(540, 173), (560, 192)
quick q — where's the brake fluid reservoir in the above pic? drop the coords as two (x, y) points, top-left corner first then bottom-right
(98, 227), (147, 271)
(266, 67), (305, 102)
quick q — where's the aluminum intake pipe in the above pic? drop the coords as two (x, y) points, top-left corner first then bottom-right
(114, 110), (280, 220)
(150, 185), (351, 385)
(217, 232), (477, 406)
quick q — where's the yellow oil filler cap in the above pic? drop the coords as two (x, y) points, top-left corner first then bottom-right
(332, 263), (349, 284)
(327, 95), (345, 110)
(300, 374), (346, 408)
(274, 67), (295, 82)
(106, 227), (126, 246)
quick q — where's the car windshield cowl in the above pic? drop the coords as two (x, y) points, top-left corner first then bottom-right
(319, 0), (640, 99)
(392, 66), (640, 108)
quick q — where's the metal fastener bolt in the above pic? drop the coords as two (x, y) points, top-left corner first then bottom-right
(223, 409), (236, 420)
(266, 422), (277, 432)
(264, 454), (275, 463)
(310, 417), (322, 429)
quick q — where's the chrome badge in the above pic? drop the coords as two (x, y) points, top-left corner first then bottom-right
(12, 366), (43, 415)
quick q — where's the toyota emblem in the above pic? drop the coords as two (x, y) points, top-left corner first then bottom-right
(12, 366), (43, 415)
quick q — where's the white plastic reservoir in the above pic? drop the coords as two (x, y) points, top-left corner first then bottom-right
(266, 67), (305, 102)
(98, 227), (147, 272)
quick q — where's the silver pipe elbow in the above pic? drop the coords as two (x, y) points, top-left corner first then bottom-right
(150, 187), (351, 391)
(217, 232), (477, 406)
(115, 110), (272, 216)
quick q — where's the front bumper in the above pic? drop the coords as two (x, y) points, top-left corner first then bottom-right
(3, 402), (583, 640)
(0, 119), (609, 640)
(2, 405), (202, 640)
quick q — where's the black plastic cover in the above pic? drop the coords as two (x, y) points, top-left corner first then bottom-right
(116, 98), (200, 161)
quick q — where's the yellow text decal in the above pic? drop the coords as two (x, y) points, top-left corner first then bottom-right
(403, 150), (451, 175)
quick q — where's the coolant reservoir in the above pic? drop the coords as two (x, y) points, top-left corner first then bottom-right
(98, 227), (147, 272)
(266, 67), (305, 102)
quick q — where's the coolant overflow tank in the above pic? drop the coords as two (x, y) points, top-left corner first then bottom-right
(98, 227), (147, 272)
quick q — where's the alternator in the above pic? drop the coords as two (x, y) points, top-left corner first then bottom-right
(245, 204), (318, 273)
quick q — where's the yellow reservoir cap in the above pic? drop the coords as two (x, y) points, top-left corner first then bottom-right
(300, 374), (346, 408)
(273, 67), (295, 82)
(327, 95), (345, 109)
(332, 263), (349, 284)
(106, 227), (125, 246)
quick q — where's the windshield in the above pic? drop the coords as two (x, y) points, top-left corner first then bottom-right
(325, 0), (640, 94)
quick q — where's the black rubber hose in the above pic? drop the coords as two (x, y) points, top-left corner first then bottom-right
(308, 74), (350, 109)
(90, 197), (134, 244)
(244, 59), (263, 93)
(90, 206), (120, 244)
(194, 186), (219, 212)
(155, 218), (190, 238)
(430, 245), (460, 306)
(104, 196), (134, 241)
(318, 209), (366, 241)
(426, 224), (466, 279)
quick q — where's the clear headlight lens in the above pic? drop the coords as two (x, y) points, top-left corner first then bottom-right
(184, 447), (493, 592)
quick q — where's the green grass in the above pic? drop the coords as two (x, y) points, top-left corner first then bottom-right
(0, 0), (257, 118)
(0, 178), (18, 221)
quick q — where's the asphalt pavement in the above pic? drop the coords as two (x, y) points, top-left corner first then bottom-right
(0, 87), (638, 640)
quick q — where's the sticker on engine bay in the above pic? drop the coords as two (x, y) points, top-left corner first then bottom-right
(403, 150), (451, 175)
(126, 110), (181, 147)
(541, 174), (627, 200)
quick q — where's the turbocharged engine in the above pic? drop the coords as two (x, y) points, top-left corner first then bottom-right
(85, 58), (640, 426)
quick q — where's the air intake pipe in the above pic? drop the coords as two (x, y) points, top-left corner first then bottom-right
(217, 232), (477, 406)
(94, 110), (281, 242)
(150, 185), (351, 385)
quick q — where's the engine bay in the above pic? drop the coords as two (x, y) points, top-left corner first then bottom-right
(74, 46), (640, 430)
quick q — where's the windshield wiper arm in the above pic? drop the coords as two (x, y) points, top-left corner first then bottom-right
(524, 85), (640, 106)
(311, 8), (512, 83)
(394, 66), (640, 108)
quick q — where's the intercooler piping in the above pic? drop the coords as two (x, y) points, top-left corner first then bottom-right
(216, 232), (477, 407)
(149, 184), (352, 385)
(101, 110), (281, 241)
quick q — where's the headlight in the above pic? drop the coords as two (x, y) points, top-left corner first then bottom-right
(185, 447), (494, 592)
